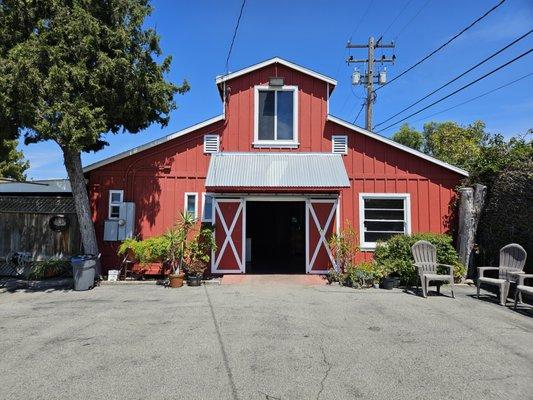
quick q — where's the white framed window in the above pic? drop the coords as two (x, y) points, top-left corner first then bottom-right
(184, 192), (198, 220)
(202, 193), (214, 222)
(359, 193), (411, 250)
(204, 134), (220, 153)
(253, 85), (298, 147)
(332, 135), (348, 154)
(108, 190), (124, 219)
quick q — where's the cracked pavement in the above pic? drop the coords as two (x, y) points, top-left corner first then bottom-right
(0, 282), (532, 399)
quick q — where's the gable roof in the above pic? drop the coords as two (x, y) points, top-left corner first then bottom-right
(215, 57), (338, 88)
(83, 115), (224, 173)
(327, 115), (469, 177)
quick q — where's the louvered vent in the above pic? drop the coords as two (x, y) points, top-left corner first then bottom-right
(203, 134), (220, 154)
(332, 135), (348, 155)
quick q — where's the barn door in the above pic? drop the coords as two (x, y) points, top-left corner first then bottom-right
(212, 198), (245, 274)
(306, 199), (338, 273)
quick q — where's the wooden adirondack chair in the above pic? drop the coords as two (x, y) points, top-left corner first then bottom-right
(411, 240), (455, 298)
(477, 243), (527, 306)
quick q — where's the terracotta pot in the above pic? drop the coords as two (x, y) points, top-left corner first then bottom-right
(168, 273), (185, 288)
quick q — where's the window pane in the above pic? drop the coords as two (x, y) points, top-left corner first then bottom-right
(203, 195), (213, 221)
(187, 195), (196, 216)
(277, 91), (294, 140)
(365, 232), (398, 243)
(111, 192), (122, 203)
(365, 209), (404, 220)
(364, 221), (405, 232)
(110, 205), (120, 219)
(258, 91), (275, 140)
(364, 198), (404, 209)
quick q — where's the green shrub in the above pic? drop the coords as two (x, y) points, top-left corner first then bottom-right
(327, 262), (385, 288)
(118, 236), (169, 265)
(373, 233), (464, 286)
(28, 258), (71, 280)
(477, 163), (532, 272)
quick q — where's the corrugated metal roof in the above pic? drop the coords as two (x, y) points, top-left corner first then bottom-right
(0, 179), (71, 194)
(0, 196), (76, 214)
(206, 153), (350, 188)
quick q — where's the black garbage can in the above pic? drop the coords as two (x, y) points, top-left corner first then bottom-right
(71, 255), (98, 291)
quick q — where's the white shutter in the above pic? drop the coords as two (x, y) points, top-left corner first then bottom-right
(204, 134), (220, 153)
(332, 135), (348, 155)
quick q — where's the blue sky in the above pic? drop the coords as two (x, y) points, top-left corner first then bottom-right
(21, 0), (533, 179)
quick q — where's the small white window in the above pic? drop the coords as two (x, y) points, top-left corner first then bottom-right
(184, 192), (198, 220)
(204, 134), (220, 153)
(108, 190), (124, 219)
(202, 193), (214, 222)
(254, 85), (298, 147)
(332, 135), (348, 154)
(359, 193), (411, 250)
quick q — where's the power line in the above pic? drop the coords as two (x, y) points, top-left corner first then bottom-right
(375, 0), (507, 92)
(376, 48), (533, 132)
(349, 0), (375, 40)
(224, 0), (247, 73)
(394, 0), (433, 41)
(354, 103), (365, 124)
(408, 72), (533, 124)
(375, 29), (533, 128)
(380, 0), (414, 39)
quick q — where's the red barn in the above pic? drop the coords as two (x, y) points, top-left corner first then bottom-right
(83, 57), (468, 275)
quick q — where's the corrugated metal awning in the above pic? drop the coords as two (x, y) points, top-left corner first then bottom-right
(206, 153), (350, 189)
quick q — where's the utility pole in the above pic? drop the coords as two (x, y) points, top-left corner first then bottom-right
(346, 36), (395, 130)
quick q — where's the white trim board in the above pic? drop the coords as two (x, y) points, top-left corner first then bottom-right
(327, 115), (469, 177)
(216, 57), (337, 87)
(83, 115), (225, 172)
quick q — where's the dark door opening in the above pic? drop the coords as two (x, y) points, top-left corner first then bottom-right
(246, 201), (306, 274)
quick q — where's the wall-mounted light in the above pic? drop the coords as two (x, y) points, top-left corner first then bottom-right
(269, 77), (284, 87)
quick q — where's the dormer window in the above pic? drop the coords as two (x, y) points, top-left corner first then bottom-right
(254, 85), (298, 147)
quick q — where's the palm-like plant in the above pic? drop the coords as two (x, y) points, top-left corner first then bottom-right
(165, 211), (196, 276)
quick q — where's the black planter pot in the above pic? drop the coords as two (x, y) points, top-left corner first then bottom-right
(381, 278), (396, 290)
(391, 277), (401, 288)
(187, 275), (202, 286)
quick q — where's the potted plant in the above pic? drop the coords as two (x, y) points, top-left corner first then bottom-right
(185, 227), (216, 286)
(165, 211), (195, 288)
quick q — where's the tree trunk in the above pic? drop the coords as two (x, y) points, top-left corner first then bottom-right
(457, 185), (487, 280)
(62, 147), (100, 274)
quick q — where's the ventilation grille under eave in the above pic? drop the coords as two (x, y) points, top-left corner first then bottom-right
(332, 135), (348, 155)
(204, 134), (220, 153)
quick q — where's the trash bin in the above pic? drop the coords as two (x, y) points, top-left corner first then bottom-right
(71, 255), (98, 291)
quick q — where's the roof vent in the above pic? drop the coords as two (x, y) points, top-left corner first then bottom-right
(204, 134), (220, 154)
(332, 135), (348, 155)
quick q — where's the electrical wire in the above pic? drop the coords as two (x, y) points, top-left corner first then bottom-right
(349, 0), (375, 40)
(375, 48), (533, 132)
(374, 29), (533, 128)
(375, 0), (507, 92)
(354, 102), (365, 124)
(393, 0), (433, 42)
(380, 0), (414, 39)
(224, 0), (247, 73)
(408, 72), (533, 124)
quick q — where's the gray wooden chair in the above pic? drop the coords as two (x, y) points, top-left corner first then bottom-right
(477, 243), (527, 306)
(514, 274), (533, 309)
(411, 240), (455, 298)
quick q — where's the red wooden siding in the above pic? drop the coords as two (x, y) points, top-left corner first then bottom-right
(86, 61), (463, 272)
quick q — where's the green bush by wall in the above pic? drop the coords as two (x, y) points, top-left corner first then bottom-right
(373, 233), (465, 286)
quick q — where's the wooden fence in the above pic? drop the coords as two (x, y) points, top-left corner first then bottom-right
(0, 212), (81, 260)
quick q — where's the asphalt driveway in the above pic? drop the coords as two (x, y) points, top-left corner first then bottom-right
(1, 280), (532, 400)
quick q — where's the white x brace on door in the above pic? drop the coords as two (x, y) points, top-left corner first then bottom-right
(306, 199), (338, 273)
(211, 198), (245, 274)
